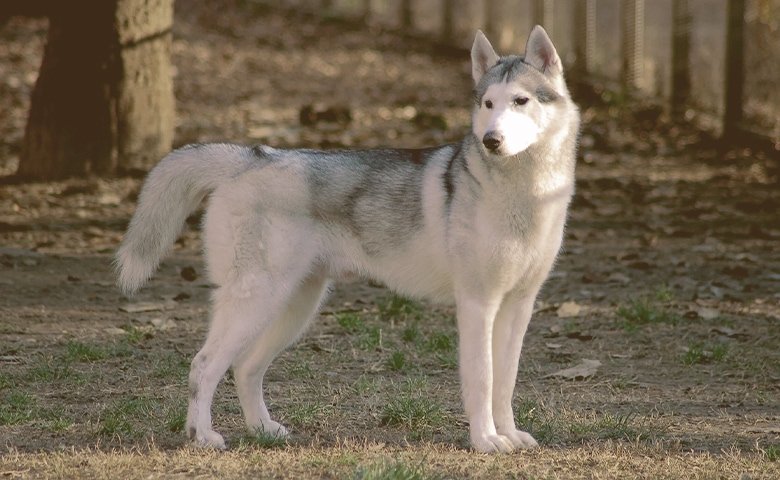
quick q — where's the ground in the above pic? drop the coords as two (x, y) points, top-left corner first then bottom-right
(0, 1), (778, 479)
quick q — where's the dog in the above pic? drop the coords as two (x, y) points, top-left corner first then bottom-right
(116, 26), (579, 453)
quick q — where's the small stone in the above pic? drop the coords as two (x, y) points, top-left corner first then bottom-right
(180, 266), (198, 282)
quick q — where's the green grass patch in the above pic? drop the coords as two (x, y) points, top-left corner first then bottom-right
(358, 326), (383, 350)
(287, 359), (314, 379)
(122, 324), (150, 345)
(236, 430), (287, 450)
(401, 323), (420, 343)
(98, 396), (157, 438)
(617, 297), (679, 331)
(354, 458), (437, 480)
(151, 352), (190, 379)
(683, 342), (729, 365)
(378, 295), (423, 321)
(65, 341), (108, 362)
(0, 391), (36, 425)
(570, 412), (650, 441)
(424, 333), (453, 353)
(514, 399), (560, 444)
(284, 402), (334, 428)
(381, 380), (446, 434)
(763, 444), (780, 461)
(387, 351), (407, 372)
(336, 312), (365, 333)
(516, 399), (660, 445)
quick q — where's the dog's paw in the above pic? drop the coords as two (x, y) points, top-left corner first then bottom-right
(470, 433), (515, 453)
(249, 420), (289, 438)
(499, 428), (539, 449)
(189, 428), (227, 450)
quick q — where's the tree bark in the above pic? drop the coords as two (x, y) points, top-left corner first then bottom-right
(17, 0), (173, 180)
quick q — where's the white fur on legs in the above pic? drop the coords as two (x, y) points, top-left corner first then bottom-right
(455, 294), (515, 453)
(186, 276), (293, 449)
(491, 291), (538, 450)
(233, 276), (330, 437)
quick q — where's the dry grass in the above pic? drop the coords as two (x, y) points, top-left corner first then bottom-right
(2, 442), (777, 479)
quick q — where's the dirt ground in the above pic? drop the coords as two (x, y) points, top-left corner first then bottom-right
(1, 1), (778, 478)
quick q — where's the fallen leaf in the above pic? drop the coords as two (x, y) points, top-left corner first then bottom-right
(608, 272), (631, 284)
(119, 301), (174, 313)
(105, 327), (128, 336)
(557, 301), (582, 318)
(543, 359), (601, 380)
(696, 307), (720, 320)
(150, 317), (176, 330)
(545, 342), (562, 349)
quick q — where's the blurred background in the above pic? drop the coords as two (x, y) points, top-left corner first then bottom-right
(0, 0), (778, 179)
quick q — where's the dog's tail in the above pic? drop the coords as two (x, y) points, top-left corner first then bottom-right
(115, 143), (251, 295)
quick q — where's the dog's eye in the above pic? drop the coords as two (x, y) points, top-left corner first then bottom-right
(484, 100), (493, 109)
(514, 97), (529, 106)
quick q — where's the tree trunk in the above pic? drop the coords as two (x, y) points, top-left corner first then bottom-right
(18, 0), (173, 180)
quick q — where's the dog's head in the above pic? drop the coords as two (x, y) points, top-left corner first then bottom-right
(471, 27), (569, 157)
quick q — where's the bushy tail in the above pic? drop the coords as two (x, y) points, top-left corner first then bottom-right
(115, 143), (251, 295)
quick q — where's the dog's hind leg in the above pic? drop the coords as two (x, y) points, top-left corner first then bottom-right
(186, 270), (308, 449)
(233, 275), (330, 437)
(491, 290), (538, 449)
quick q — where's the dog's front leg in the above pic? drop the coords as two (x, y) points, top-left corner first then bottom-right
(456, 295), (514, 453)
(491, 291), (539, 449)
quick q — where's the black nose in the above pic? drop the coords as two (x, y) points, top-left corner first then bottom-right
(482, 132), (503, 152)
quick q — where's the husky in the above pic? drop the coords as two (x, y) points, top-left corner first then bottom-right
(116, 26), (579, 453)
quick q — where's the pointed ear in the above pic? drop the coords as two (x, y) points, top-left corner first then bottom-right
(471, 30), (499, 85)
(524, 25), (562, 77)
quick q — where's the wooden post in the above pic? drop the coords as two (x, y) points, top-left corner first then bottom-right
(532, 0), (553, 32)
(723, 0), (745, 139)
(484, 0), (496, 39)
(671, 0), (691, 118)
(442, 0), (454, 41)
(573, 0), (595, 78)
(362, 0), (372, 22)
(400, 0), (412, 30)
(621, 0), (644, 94)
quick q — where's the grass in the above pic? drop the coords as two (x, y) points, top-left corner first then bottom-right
(98, 396), (157, 438)
(337, 312), (365, 333)
(764, 444), (780, 462)
(381, 380), (447, 435)
(515, 399), (661, 445)
(354, 459), (437, 480)
(0, 392), (36, 425)
(284, 402), (335, 427)
(387, 351), (407, 372)
(683, 342), (729, 365)
(65, 341), (108, 362)
(236, 431), (288, 450)
(377, 295), (423, 321)
(358, 326), (383, 350)
(616, 297), (679, 331)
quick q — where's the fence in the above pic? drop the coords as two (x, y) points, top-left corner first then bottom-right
(274, 0), (780, 148)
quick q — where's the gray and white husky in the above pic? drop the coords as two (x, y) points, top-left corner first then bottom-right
(116, 26), (579, 453)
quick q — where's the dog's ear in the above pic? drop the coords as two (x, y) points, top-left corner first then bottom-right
(471, 30), (499, 85)
(524, 25), (562, 77)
